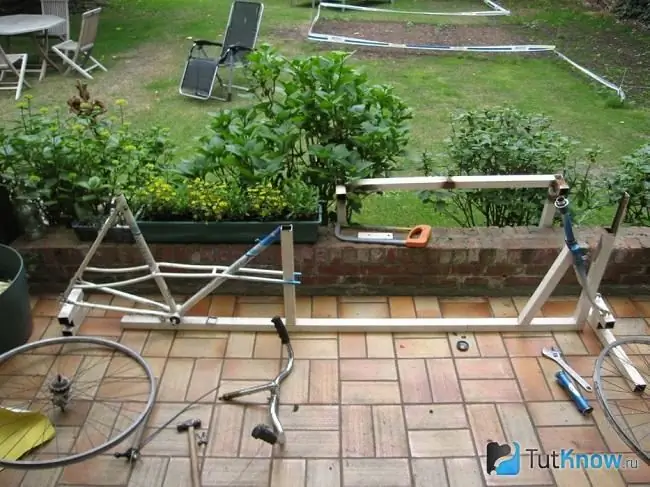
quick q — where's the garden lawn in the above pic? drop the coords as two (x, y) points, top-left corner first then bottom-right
(1, 0), (649, 227)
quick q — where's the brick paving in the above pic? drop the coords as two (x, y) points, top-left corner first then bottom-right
(0, 294), (649, 486)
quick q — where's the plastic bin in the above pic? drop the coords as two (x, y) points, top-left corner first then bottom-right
(0, 244), (33, 354)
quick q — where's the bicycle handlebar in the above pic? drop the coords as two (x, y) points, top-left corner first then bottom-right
(271, 316), (291, 345)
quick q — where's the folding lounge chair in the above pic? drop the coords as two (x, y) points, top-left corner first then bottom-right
(179, 0), (264, 102)
(51, 7), (107, 80)
(0, 46), (30, 100)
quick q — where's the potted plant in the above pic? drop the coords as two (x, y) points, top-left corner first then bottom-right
(129, 174), (322, 244)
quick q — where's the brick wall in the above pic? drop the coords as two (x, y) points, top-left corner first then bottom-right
(12, 226), (650, 296)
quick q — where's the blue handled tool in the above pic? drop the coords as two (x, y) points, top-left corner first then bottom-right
(555, 370), (593, 415)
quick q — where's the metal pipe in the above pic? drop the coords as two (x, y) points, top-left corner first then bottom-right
(178, 226), (284, 315)
(317, 1), (511, 16)
(65, 296), (171, 318)
(85, 262), (298, 277)
(75, 273), (298, 290)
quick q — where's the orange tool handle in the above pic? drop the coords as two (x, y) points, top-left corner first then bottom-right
(405, 225), (432, 248)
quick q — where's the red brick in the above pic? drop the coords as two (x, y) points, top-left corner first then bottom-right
(15, 227), (650, 296)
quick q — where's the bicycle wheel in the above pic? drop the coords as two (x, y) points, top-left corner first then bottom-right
(593, 335), (650, 465)
(0, 336), (156, 470)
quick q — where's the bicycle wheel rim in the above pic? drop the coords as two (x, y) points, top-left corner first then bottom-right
(0, 336), (156, 470)
(593, 335), (650, 465)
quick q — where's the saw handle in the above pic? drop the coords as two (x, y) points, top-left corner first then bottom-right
(405, 225), (432, 248)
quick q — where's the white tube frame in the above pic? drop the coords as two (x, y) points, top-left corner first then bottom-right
(313, 0), (510, 17)
(307, 2), (626, 100)
(336, 174), (567, 226)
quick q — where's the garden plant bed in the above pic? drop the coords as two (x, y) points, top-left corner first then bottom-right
(71, 206), (323, 244)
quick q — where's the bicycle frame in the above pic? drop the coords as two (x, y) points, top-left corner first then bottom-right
(58, 194), (300, 332)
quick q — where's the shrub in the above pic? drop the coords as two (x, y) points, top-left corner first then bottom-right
(419, 106), (602, 227)
(605, 143), (650, 225)
(184, 44), (413, 222)
(0, 84), (175, 226)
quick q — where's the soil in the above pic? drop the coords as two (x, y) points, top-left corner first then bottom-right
(523, 22), (650, 102)
(318, 20), (529, 47)
(275, 21), (533, 59)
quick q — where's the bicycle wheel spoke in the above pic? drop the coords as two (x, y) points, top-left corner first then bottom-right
(0, 354), (55, 376)
(594, 335), (650, 465)
(0, 336), (156, 470)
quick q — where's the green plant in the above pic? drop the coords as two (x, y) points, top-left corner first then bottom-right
(131, 175), (184, 219)
(605, 143), (650, 225)
(418, 106), (601, 227)
(0, 86), (175, 226)
(186, 178), (233, 221)
(282, 178), (320, 219)
(134, 173), (319, 223)
(246, 182), (287, 220)
(187, 45), (413, 223)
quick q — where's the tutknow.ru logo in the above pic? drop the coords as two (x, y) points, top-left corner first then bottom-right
(486, 441), (639, 476)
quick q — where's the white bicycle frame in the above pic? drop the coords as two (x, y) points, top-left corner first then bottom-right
(58, 177), (645, 391)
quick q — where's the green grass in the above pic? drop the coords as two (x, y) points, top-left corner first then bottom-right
(2, 0), (649, 227)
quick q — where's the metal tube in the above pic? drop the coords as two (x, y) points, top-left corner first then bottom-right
(318, 1), (511, 16)
(118, 195), (180, 318)
(61, 197), (128, 302)
(158, 262), (294, 276)
(66, 297), (171, 318)
(269, 393), (285, 445)
(75, 273), (298, 290)
(157, 273), (298, 284)
(85, 265), (151, 274)
(76, 282), (170, 310)
(179, 226), (283, 315)
(76, 274), (157, 289)
(281, 226), (298, 328)
(345, 175), (560, 192)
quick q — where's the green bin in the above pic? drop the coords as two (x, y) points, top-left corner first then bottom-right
(0, 244), (33, 354)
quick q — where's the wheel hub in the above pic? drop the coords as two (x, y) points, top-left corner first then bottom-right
(49, 374), (72, 410)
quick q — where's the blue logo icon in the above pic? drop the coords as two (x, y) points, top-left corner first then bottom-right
(486, 441), (521, 476)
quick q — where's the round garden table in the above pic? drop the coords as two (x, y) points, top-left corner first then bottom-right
(0, 14), (66, 79)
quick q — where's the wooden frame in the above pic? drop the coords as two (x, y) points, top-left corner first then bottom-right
(57, 176), (645, 391)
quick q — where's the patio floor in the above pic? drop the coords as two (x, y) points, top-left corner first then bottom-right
(1, 294), (649, 487)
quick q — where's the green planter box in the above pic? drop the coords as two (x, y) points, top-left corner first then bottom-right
(72, 206), (322, 244)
